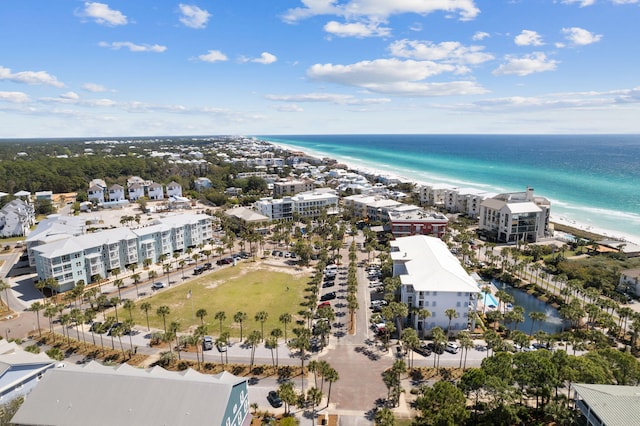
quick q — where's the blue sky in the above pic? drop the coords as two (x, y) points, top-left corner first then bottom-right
(1, 0), (639, 137)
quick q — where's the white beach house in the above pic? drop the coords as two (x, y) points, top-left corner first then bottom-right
(391, 235), (480, 336)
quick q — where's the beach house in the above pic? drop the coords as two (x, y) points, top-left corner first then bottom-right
(391, 235), (479, 336)
(478, 187), (551, 243)
(0, 199), (35, 238)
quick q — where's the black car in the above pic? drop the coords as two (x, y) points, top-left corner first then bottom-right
(267, 391), (283, 408)
(320, 292), (336, 301)
(426, 342), (444, 355)
(322, 281), (335, 288)
(414, 344), (432, 357)
(203, 262), (212, 270)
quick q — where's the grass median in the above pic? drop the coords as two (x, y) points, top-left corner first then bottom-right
(129, 262), (309, 340)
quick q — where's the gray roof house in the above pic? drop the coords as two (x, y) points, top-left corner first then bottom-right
(0, 340), (56, 403)
(573, 383), (640, 426)
(12, 362), (251, 426)
(0, 199), (35, 238)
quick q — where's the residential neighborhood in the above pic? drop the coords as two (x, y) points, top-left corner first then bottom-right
(0, 136), (638, 426)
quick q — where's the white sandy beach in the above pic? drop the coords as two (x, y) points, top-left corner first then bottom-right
(266, 139), (640, 247)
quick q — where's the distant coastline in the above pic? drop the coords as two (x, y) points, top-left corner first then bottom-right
(259, 135), (640, 246)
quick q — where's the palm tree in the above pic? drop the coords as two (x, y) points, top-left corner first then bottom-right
(234, 311), (248, 341)
(44, 304), (58, 334)
(140, 302), (152, 331)
(265, 336), (278, 368)
(196, 308), (208, 325)
(288, 327), (311, 388)
(157, 305), (170, 334)
(416, 308), (432, 338)
(28, 301), (44, 337)
(214, 311), (226, 335)
(110, 297), (121, 322)
(529, 311), (547, 336)
(246, 330), (262, 371)
(374, 407), (396, 426)
(114, 279), (125, 299)
(324, 366), (339, 407)
(279, 313), (292, 342)
(169, 321), (181, 360)
(193, 324), (208, 369)
(255, 311), (268, 341)
(431, 327), (446, 368)
(131, 273), (141, 297)
(270, 328), (283, 367)
(445, 308), (459, 340)
(123, 299), (136, 322)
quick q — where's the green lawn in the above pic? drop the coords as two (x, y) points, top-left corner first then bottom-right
(127, 263), (310, 340)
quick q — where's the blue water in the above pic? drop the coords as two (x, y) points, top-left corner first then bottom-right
(258, 134), (640, 243)
(481, 292), (499, 309)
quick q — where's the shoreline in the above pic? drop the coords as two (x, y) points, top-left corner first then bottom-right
(263, 138), (640, 246)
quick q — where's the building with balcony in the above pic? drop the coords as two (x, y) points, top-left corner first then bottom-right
(31, 214), (212, 292)
(391, 235), (479, 336)
(388, 208), (449, 239)
(478, 187), (551, 243)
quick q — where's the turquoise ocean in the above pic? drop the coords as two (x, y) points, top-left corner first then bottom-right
(258, 134), (640, 245)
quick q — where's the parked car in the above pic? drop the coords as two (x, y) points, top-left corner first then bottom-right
(267, 391), (283, 408)
(322, 281), (335, 288)
(193, 265), (204, 275)
(317, 302), (331, 309)
(445, 342), (460, 354)
(320, 292), (336, 301)
(151, 282), (166, 290)
(202, 336), (214, 351)
(203, 262), (213, 270)
(427, 342), (444, 355)
(414, 344), (432, 357)
(89, 321), (103, 333)
(216, 341), (227, 352)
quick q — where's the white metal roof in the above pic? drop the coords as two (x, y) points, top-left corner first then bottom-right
(391, 235), (479, 293)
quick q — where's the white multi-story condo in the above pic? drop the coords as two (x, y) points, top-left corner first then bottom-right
(478, 187), (551, 243)
(31, 214), (212, 292)
(255, 190), (338, 221)
(273, 179), (315, 197)
(391, 235), (479, 336)
(342, 194), (402, 222)
(443, 187), (493, 218)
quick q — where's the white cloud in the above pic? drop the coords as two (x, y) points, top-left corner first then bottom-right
(98, 41), (167, 53)
(78, 2), (128, 26)
(82, 83), (107, 92)
(266, 92), (390, 105)
(562, 27), (602, 46)
(493, 52), (558, 76)
(324, 20), (391, 38)
(307, 58), (486, 96)
(197, 50), (228, 62)
(60, 92), (80, 100)
(472, 31), (490, 41)
(364, 80), (487, 96)
(178, 4), (211, 29)
(514, 30), (544, 46)
(273, 104), (305, 112)
(611, 0), (639, 4)
(251, 52), (278, 64)
(0, 65), (64, 87)
(389, 39), (494, 65)
(561, 0), (596, 6)
(0, 91), (30, 103)
(283, 0), (480, 23)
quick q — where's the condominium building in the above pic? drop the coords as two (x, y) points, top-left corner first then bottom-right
(388, 208), (449, 239)
(0, 199), (35, 238)
(31, 214), (212, 292)
(478, 187), (551, 243)
(255, 190), (339, 221)
(273, 179), (315, 197)
(443, 187), (493, 218)
(391, 235), (479, 336)
(342, 194), (402, 222)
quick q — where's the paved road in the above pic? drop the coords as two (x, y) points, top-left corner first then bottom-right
(1, 235), (493, 424)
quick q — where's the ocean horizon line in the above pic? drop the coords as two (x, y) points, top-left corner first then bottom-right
(260, 135), (640, 247)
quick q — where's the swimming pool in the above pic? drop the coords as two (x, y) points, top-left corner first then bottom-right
(481, 292), (499, 309)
